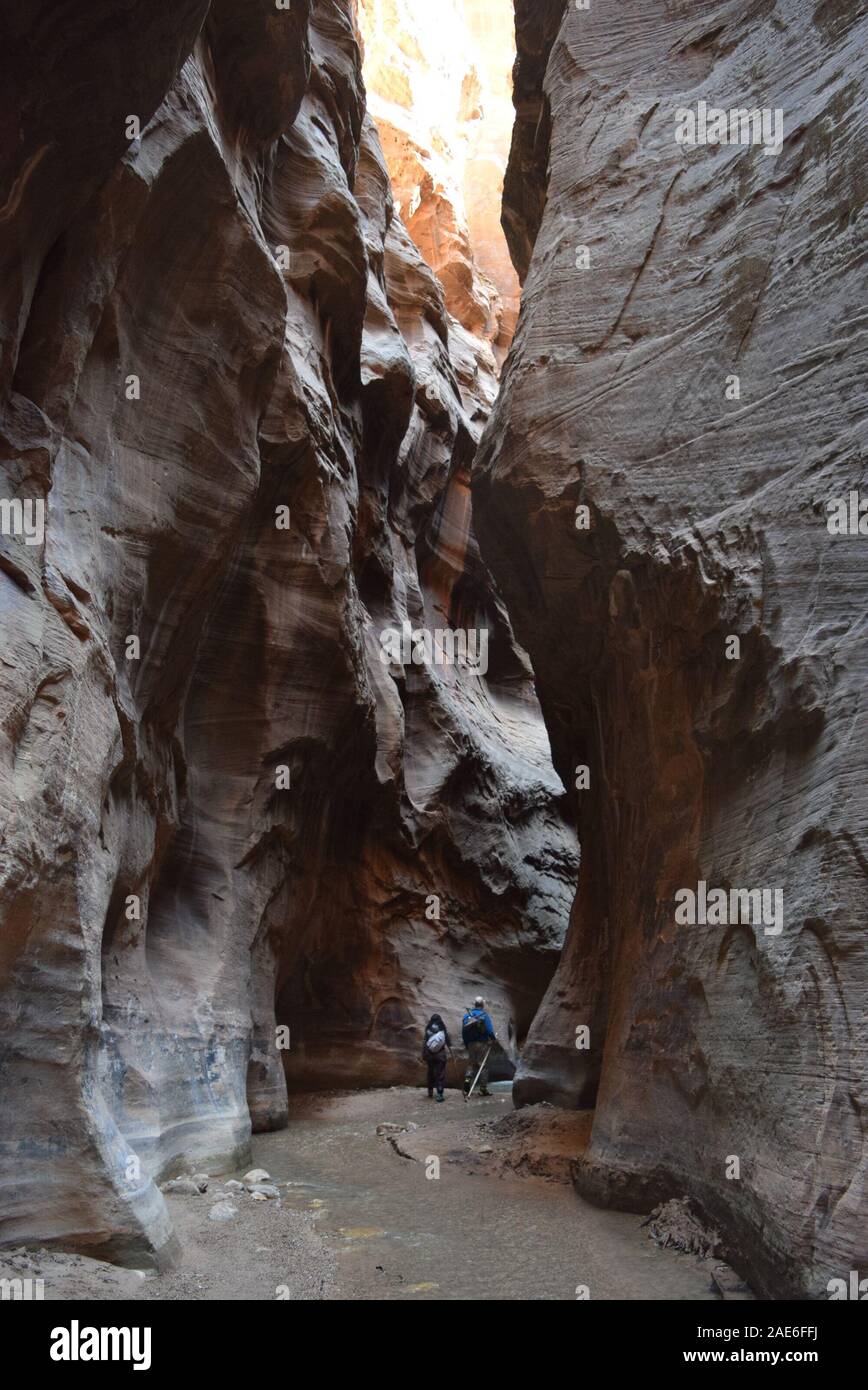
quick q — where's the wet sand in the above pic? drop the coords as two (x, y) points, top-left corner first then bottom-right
(253, 1087), (720, 1301)
(4, 1087), (721, 1301)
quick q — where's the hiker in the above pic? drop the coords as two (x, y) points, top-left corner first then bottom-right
(462, 996), (496, 1096)
(421, 1013), (451, 1101)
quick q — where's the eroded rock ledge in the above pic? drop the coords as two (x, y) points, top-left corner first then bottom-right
(0, 0), (576, 1264)
(474, 0), (868, 1298)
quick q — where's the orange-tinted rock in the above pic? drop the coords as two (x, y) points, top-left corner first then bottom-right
(357, 0), (520, 366)
(0, 0), (575, 1265)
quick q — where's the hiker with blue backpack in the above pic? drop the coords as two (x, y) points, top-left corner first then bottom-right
(421, 1013), (452, 1101)
(462, 996), (496, 1097)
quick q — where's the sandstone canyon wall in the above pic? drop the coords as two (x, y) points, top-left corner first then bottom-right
(474, 0), (867, 1298)
(0, 0), (576, 1265)
(358, 0), (520, 369)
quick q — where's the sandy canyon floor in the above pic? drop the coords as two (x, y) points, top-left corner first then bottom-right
(3, 1089), (731, 1302)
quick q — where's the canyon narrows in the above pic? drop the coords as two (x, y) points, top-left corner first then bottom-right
(0, 0), (576, 1267)
(0, 0), (865, 1311)
(474, 0), (868, 1301)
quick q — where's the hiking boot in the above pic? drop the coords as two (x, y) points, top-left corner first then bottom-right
(478, 1087), (490, 1096)
(436, 1092), (444, 1102)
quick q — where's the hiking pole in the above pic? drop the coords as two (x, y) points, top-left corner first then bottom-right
(465, 1044), (493, 1102)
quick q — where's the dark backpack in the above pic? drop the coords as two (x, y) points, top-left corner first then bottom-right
(463, 1011), (487, 1044)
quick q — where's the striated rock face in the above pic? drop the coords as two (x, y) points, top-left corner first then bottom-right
(0, 0), (576, 1264)
(357, 0), (520, 371)
(474, 0), (868, 1297)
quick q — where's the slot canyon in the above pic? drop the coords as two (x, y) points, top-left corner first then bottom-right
(0, 0), (865, 1313)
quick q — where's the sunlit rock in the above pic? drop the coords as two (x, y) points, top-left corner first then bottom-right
(357, 0), (520, 367)
(0, 0), (575, 1265)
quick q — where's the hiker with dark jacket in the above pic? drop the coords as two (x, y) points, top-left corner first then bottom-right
(462, 996), (496, 1096)
(421, 1013), (451, 1101)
